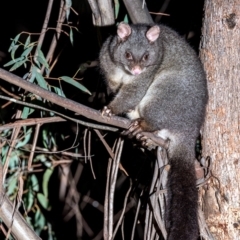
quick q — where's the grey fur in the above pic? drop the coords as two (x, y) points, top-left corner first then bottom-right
(99, 23), (208, 240)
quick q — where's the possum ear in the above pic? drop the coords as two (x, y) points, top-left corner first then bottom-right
(146, 25), (160, 43)
(117, 22), (132, 41)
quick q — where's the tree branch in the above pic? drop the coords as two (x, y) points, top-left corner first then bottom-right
(87, 0), (114, 26)
(0, 68), (168, 149)
(0, 68), (129, 129)
(122, 0), (153, 24)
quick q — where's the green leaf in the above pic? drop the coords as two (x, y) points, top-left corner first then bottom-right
(9, 59), (27, 71)
(21, 45), (34, 58)
(15, 128), (32, 148)
(37, 193), (49, 210)
(33, 66), (48, 89)
(24, 35), (31, 49)
(114, 0), (120, 19)
(69, 28), (73, 45)
(36, 56), (49, 70)
(7, 177), (17, 195)
(37, 48), (49, 69)
(8, 151), (19, 168)
(26, 189), (34, 211)
(34, 209), (46, 228)
(11, 45), (20, 60)
(123, 14), (129, 23)
(43, 168), (53, 198)
(60, 76), (91, 95)
(29, 71), (36, 83)
(8, 34), (21, 52)
(21, 107), (30, 119)
(65, 0), (72, 20)
(52, 86), (66, 97)
(31, 174), (39, 192)
(3, 57), (24, 67)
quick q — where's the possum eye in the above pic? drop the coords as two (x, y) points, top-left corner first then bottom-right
(142, 53), (149, 62)
(125, 52), (133, 60)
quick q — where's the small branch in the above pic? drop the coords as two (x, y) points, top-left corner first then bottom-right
(34, 0), (54, 56)
(113, 178), (132, 238)
(0, 94), (118, 132)
(0, 117), (66, 131)
(28, 124), (40, 170)
(45, 0), (66, 69)
(154, 0), (171, 22)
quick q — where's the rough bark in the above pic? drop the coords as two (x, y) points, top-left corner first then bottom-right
(200, 1), (240, 239)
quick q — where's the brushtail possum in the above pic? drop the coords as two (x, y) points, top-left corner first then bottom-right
(99, 22), (208, 240)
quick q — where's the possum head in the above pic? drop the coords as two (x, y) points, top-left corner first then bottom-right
(111, 23), (162, 76)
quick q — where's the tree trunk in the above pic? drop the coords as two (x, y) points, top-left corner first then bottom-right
(200, 1), (240, 239)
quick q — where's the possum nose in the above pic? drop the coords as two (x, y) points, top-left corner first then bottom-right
(131, 66), (142, 75)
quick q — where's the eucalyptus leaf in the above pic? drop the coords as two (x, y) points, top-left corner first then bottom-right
(11, 45), (20, 60)
(52, 86), (66, 97)
(7, 177), (17, 195)
(9, 59), (27, 71)
(21, 45), (34, 58)
(60, 76), (91, 95)
(69, 28), (73, 45)
(34, 209), (46, 228)
(33, 66), (48, 89)
(114, 0), (120, 19)
(37, 193), (49, 210)
(26, 189), (34, 211)
(36, 56), (49, 69)
(43, 168), (53, 198)
(15, 128), (32, 149)
(21, 107), (30, 119)
(24, 35), (31, 49)
(8, 34), (20, 52)
(31, 174), (39, 192)
(65, 0), (72, 20)
(37, 48), (49, 69)
(3, 57), (24, 67)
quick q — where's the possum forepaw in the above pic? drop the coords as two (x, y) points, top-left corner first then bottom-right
(101, 106), (114, 117)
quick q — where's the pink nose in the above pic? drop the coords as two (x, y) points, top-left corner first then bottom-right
(131, 66), (142, 75)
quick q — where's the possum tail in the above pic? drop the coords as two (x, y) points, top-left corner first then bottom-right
(167, 143), (198, 240)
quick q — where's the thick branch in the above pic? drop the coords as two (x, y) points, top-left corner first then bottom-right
(0, 68), (168, 149)
(87, 0), (114, 26)
(0, 195), (41, 240)
(122, 0), (153, 24)
(0, 68), (128, 129)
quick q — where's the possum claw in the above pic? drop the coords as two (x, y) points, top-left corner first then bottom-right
(101, 106), (113, 117)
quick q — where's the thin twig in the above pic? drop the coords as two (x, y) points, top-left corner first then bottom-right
(131, 190), (143, 240)
(109, 138), (124, 239)
(34, 0), (54, 57)
(3, 111), (22, 183)
(112, 178), (132, 238)
(28, 124), (40, 170)
(45, 0), (66, 71)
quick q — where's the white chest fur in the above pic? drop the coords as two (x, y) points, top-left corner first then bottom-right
(109, 66), (134, 85)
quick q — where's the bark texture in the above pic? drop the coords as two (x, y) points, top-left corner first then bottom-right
(200, 1), (240, 239)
